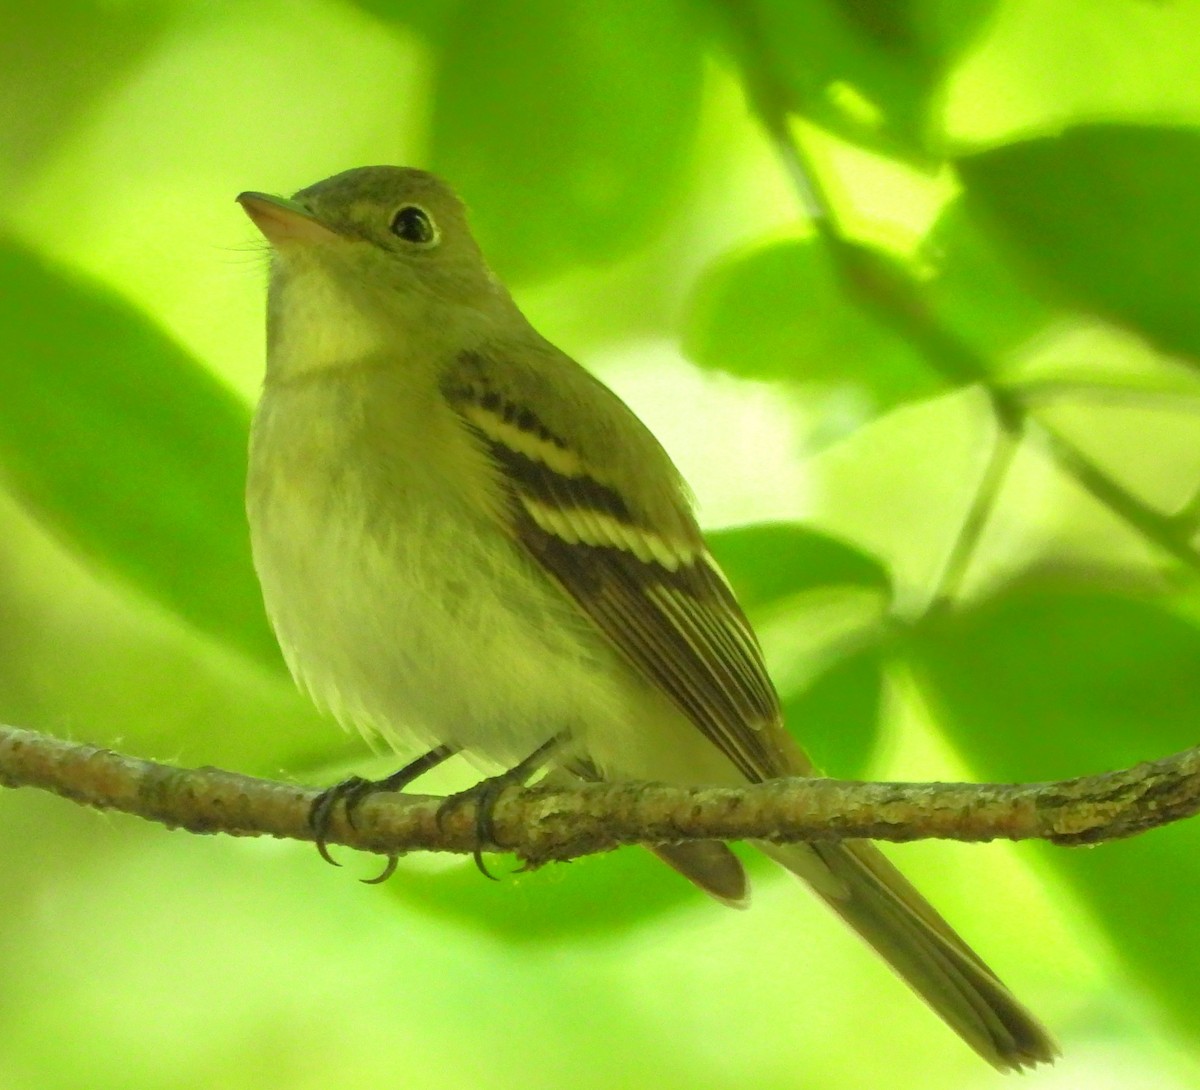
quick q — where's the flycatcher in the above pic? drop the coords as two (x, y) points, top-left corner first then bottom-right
(238, 166), (1057, 1071)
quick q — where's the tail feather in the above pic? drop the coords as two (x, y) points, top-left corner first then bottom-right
(759, 839), (1059, 1071)
(649, 841), (749, 908)
(554, 761), (751, 908)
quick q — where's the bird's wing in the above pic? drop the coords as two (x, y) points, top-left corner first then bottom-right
(442, 349), (800, 783)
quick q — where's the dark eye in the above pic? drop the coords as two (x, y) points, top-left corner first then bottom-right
(389, 205), (437, 245)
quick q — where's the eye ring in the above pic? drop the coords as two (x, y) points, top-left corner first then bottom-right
(389, 204), (438, 246)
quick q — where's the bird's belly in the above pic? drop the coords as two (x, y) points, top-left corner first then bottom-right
(249, 476), (636, 769)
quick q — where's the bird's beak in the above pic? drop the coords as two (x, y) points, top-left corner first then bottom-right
(236, 191), (342, 247)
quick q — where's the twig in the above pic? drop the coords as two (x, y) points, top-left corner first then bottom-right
(717, 0), (1200, 576)
(2, 725), (1197, 868)
(925, 414), (1021, 617)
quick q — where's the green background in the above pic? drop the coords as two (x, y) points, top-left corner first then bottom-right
(3, 1), (1200, 1087)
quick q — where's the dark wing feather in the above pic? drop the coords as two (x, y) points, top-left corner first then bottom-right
(443, 355), (792, 783)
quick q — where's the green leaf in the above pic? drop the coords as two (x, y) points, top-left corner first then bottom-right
(924, 203), (1200, 405)
(783, 644), (884, 778)
(912, 585), (1200, 1037)
(913, 584), (1200, 777)
(342, 0), (461, 42)
(708, 522), (891, 613)
(683, 237), (942, 410)
(958, 124), (1200, 366)
(0, 1), (173, 190)
(384, 842), (710, 939)
(723, 0), (999, 162)
(0, 238), (279, 670)
(922, 199), (1059, 363)
(430, 0), (704, 283)
(708, 524), (889, 776)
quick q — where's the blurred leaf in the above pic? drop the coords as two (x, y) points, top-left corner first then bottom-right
(958, 124), (1200, 366)
(922, 199), (1059, 362)
(343, 0), (462, 42)
(0, 238), (279, 671)
(684, 237), (943, 410)
(708, 523), (889, 777)
(912, 585), (1200, 1035)
(386, 841), (709, 939)
(708, 521), (891, 612)
(913, 584), (1200, 775)
(783, 643), (884, 777)
(1066, 821), (1200, 1041)
(430, 0), (704, 283)
(924, 202), (1200, 405)
(724, 0), (999, 162)
(0, 1), (174, 190)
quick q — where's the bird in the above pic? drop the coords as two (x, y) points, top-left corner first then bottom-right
(238, 165), (1058, 1071)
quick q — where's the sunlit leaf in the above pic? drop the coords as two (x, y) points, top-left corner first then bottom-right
(430, 0), (704, 283)
(912, 585), (1200, 1037)
(0, 238), (278, 670)
(684, 237), (942, 410)
(959, 124), (1200, 366)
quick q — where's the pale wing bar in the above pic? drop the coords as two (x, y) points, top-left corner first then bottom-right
(444, 374), (788, 782)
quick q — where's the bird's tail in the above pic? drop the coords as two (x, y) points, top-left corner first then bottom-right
(758, 838), (1059, 1071)
(648, 840), (749, 908)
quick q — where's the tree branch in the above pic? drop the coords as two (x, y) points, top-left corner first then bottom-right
(2, 724), (1197, 869)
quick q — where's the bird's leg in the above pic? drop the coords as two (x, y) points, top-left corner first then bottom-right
(310, 743), (459, 881)
(436, 732), (569, 879)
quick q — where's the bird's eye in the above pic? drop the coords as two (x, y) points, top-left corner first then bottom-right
(389, 205), (438, 246)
